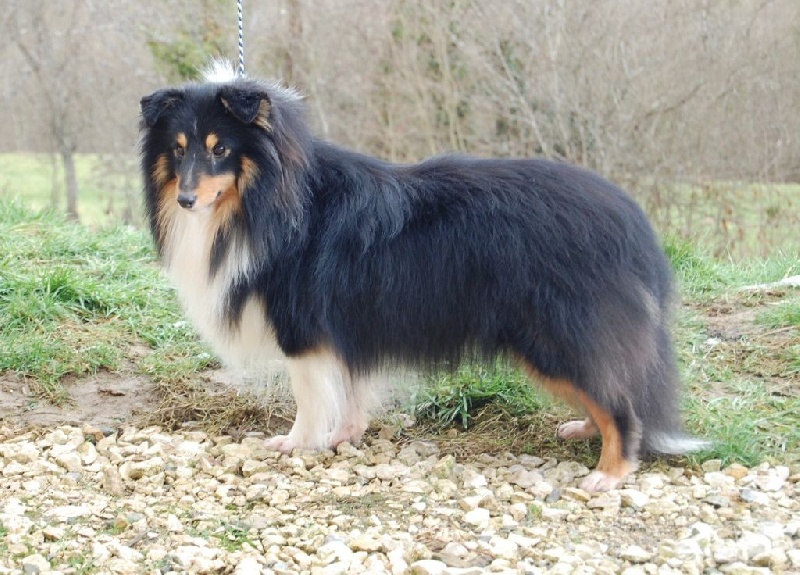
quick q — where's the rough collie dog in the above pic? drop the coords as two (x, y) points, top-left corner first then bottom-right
(140, 61), (705, 492)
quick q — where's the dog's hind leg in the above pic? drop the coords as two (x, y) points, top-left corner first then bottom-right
(264, 347), (351, 453)
(557, 417), (599, 440)
(518, 362), (641, 492)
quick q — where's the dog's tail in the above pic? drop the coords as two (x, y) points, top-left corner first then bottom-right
(644, 432), (712, 455)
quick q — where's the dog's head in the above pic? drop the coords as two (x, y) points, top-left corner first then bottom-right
(140, 64), (313, 261)
(140, 81), (273, 212)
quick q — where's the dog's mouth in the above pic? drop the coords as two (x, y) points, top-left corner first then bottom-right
(176, 174), (235, 211)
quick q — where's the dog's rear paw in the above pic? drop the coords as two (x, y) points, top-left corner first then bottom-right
(330, 423), (367, 448)
(263, 435), (299, 454)
(557, 418), (599, 440)
(580, 470), (627, 493)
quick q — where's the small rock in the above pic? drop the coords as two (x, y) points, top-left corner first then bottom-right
(737, 532), (771, 561)
(740, 488), (770, 505)
(703, 472), (734, 488)
(462, 469), (488, 489)
(408, 559), (447, 575)
(402, 479), (434, 494)
(462, 508), (490, 527)
(316, 539), (354, 565)
(409, 440), (439, 457)
(350, 534), (382, 553)
(701, 459), (722, 472)
(508, 502), (529, 521)
(507, 469), (543, 489)
(713, 540), (740, 565)
(620, 489), (650, 509)
(45, 505), (92, 522)
(335, 442), (364, 458)
(562, 487), (591, 502)
(620, 545), (652, 563)
(486, 536), (519, 560)
(102, 466), (125, 495)
(755, 467), (789, 492)
(3, 497), (26, 516)
(53, 452), (82, 473)
(21, 554), (50, 574)
(587, 491), (621, 510)
(704, 495), (731, 508)
(241, 459), (272, 477)
(724, 464), (749, 480)
(42, 526), (65, 541)
(165, 514), (183, 533)
(717, 562), (771, 575)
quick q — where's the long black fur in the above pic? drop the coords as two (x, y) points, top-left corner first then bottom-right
(141, 74), (697, 459)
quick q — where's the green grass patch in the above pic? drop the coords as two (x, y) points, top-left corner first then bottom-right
(0, 200), (209, 402)
(415, 360), (552, 429)
(758, 300), (800, 330)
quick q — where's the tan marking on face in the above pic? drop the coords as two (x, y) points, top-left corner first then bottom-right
(210, 181), (243, 230)
(238, 156), (260, 192)
(152, 153), (172, 186)
(176, 133), (187, 149)
(205, 133), (219, 151)
(193, 173), (237, 209)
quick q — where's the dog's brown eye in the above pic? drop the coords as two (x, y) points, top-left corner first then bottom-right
(174, 144), (185, 158)
(212, 143), (226, 157)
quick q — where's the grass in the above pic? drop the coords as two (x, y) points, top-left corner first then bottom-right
(0, 200), (211, 403)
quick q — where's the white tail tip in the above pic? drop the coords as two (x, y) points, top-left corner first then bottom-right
(649, 433), (712, 454)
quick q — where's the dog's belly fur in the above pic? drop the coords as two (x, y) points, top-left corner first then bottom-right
(163, 211), (283, 375)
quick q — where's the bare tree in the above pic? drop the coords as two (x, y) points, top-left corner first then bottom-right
(5, 0), (151, 221)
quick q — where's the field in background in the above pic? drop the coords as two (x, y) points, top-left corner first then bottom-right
(1, 153), (797, 260)
(0, 153), (140, 227)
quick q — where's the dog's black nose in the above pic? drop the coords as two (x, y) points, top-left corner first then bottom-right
(177, 193), (196, 209)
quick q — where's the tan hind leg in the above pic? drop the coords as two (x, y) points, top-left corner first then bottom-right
(517, 360), (639, 492)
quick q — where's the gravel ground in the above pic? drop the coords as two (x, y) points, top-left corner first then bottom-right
(1, 424), (798, 575)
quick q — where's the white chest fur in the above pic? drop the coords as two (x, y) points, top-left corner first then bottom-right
(162, 211), (285, 377)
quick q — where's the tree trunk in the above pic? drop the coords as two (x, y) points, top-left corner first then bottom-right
(60, 147), (79, 222)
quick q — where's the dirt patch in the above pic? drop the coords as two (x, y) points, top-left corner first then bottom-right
(0, 369), (158, 430)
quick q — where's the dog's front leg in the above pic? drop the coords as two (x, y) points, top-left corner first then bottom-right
(264, 347), (356, 453)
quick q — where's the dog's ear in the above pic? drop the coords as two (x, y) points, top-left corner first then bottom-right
(140, 89), (184, 128)
(219, 85), (272, 130)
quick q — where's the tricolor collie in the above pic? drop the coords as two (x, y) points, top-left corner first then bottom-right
(139, 61), (705, 492)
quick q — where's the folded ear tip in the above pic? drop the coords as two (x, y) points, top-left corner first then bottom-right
(140, 89), (183, 128)
(219, 85), (271, 126)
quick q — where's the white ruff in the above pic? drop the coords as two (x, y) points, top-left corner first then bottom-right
(162, 209), (284, 376)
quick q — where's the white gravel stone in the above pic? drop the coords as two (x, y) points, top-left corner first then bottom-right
(21, 553), (50, 573)
(44, 505), (92, 521)
(0, 426), (795, 575)
(408, 559), (448, 574)
(462, 507), (490, 527)
(620, 545), (653, 563)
